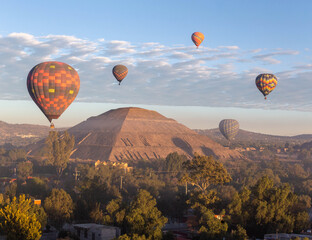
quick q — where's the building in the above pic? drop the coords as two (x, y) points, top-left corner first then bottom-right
(94, 161), (133, 173)
(264, 233), (312, 240)
(72, 224), (121, 240)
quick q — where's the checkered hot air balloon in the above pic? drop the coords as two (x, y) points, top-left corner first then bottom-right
(27, 61), (80, 128)
(255, 73), (277, 100)
(191, 32), (204, 48)
(113, 65), (128, 85)
(219, 119), (239, 141)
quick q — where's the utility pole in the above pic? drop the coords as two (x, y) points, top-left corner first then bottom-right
(185, 182), (188, 195)
(73, 169), (80, 181)
(120, 176), (123, 190)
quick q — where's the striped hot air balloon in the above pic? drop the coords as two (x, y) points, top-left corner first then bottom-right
(219, 119), (239, 141)
(191, 32), (204, 48)
(255, 73), (277, 100)
(113, 65), (128, 85)
(27, 61), (80, 128)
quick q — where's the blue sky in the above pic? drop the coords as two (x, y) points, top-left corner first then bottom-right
(0, 0), (312, 135)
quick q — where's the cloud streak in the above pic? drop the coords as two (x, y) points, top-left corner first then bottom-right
(0, 33), (311, 112)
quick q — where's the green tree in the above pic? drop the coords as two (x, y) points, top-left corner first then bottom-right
(7, 149), (26, 162)
(103, 198), (125, 227)
(164, 152), (187, 172)
(18, 177), (49, 200)
(5, 182), (17, 200)
(231, 225), (248, 240)
(0, 195), (42, 240)
(198, 209), (228, 239)
(117, 234), (147, 240)
(44, 188), (74, 228)
(90, 202), (104, 224)
(294, 211), (310, 232)
(30, 203), (48, 230)
(228, 176), (309, 237)
(182, 154), (232, 213)
(46, 131), (75, 178)
(181, 154), (231, 192)
(17, 161), (33, 182)
(125, 190), (167, 240)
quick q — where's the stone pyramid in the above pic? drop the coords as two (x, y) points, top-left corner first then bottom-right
(67, 107), (240, 161)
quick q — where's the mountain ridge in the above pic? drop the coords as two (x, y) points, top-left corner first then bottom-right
(194, 128), (312, 145)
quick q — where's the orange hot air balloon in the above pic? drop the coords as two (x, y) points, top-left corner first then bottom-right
(27, 61), (80, 128)
(112, 65), (128, 85)
(192, 32), (204, 48)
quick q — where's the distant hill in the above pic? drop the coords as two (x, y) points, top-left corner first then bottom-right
(28, 107), (241, 161)
(298, 138), (312, 150)
(194, 128), (312, 146)
(0, 120), (53, 146)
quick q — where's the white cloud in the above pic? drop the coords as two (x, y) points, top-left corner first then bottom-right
(218, 46), (240, 50)
(0, 33), (310, 112)
(253, 50), (299, 65)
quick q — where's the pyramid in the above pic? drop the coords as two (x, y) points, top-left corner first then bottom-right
(67, 107), (240, 161)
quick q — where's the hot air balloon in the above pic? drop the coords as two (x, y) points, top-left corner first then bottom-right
(191, 32), (204, 48)
(219, 119), (239, 141)
(255, 73), (277, 100)
(112, 65), (128, 85)
(27, 61), (80, 128)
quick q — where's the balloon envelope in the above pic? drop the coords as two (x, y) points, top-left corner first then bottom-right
(255, 73), (277, 99)
(27, 61), (80, 122)
(191, 32), (204, 48)
(113, 65), (128, 85)
(219, 119), (239, 141)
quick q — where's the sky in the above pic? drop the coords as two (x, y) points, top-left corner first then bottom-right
(0, 0), (312, 136)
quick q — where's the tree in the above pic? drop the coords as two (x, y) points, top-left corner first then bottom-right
(117, 234), (147, 240)
(181, 154), (231, 192)
(90, 202), (104, 224)
(198, 209), (228, 239)
(0, 195), (42, 240)
(125, 190), (167, 239)
(17, 161), (33, 182)
(7, 149), (26, 162)
(4, 182), (17, 200)
(18, 177), (49, 200)
(181, 154), (231, 213)
(164, 152), (187, 172)
(103, 198), (125, 227)
(46, 131), (75, 178)
(44, 188), (74, 228)
(228, 176), (310, 237)
(231, 225), (248, 240)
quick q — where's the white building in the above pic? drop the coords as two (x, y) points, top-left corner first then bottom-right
(72, 224), (121, 240)
(264, 233), (312, 240)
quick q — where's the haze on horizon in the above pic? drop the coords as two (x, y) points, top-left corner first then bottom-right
(0, 0), (311, 136)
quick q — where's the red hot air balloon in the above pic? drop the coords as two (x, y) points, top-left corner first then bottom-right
(191, 32), (204, 48)
(112, 65), (128, 85)
(27, 61), (80, 128)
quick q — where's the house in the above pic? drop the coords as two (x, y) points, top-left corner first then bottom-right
(264, 233), (312, 240)
(72, 224), (121, 240)
(95, 160), (133, 173)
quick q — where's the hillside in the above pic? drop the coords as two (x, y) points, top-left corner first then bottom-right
(0, 121), (52, 146)
(194, 128), (312, 146)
